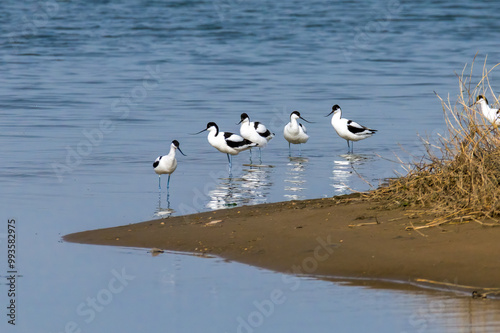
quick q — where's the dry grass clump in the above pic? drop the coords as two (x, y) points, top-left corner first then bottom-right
(369, 60), (500, 227)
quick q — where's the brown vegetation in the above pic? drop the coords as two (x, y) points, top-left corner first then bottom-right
(368, 60), (500, 229)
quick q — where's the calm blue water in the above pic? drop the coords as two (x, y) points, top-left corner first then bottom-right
(2, 0), (500, 332)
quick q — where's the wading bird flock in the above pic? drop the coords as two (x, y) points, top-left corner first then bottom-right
(153, 96), (499, 192)
(153, 104), (377, 192)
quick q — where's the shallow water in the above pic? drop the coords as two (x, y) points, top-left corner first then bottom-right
(19, 245), (500, 333)
(2, 0), (500, 331)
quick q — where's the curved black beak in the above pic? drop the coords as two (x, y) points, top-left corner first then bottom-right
(190, 128), (207, 135)
(236, 119), (243, 125)
(299, 115), (314, 123)
(177, 147), (187, 156)
(325, 110), (334, 117)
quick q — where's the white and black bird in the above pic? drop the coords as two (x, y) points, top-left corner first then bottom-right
(474, 95), (500, 125)
(326, 105), (376, 153)
(193, 122), (256, 169)
(153, 140), (186, 190)
(283, 111), (312, 156)
(237, 113), (274, 161)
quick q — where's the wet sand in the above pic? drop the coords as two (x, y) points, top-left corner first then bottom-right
(64, 195), (500, 293)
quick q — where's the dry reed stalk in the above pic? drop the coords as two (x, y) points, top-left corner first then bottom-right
(369, 58), (500, 227)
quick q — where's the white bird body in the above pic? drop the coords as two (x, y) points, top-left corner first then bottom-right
(239, 113), (274, 147)
(153, 140), (185, 190)
(476, 95), (500, 125)
(284, 111), (309, 145)
(153, 144), (178, 175)
(327, 105), (376, 153)
(194, 122), (256, 169)
(206, 123), (255, 155)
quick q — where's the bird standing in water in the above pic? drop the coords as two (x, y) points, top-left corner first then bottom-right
(153, 140), (186, 191)
(193, 122), (256, 170)
(237, 113), (274, 163)
(283, 111), (312, 156)
(326, 104), (376, 153)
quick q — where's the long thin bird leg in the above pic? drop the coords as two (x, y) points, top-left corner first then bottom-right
(158, 175), (161, 190)
(167, 174), (171, 191)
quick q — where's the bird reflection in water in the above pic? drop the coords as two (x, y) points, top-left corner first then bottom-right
(206, 165), (273, 210)
(330, 153), (369, 195)
(154, 191), (175, 218)
(284, 156), (309, 200)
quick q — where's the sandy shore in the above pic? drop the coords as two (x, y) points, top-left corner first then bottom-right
(64, 195), (500, 294)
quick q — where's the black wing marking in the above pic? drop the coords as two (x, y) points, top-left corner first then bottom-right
(227, 138), (255, 148)
(224, 132), (254, 148)
(260, 129), (272, 137)
(347, 120), (376, 134)
(224, 131), (240, 141)
(299, 123), (307, 133)
(153, 156), (162, 168)
(253, 122), (272, 138)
